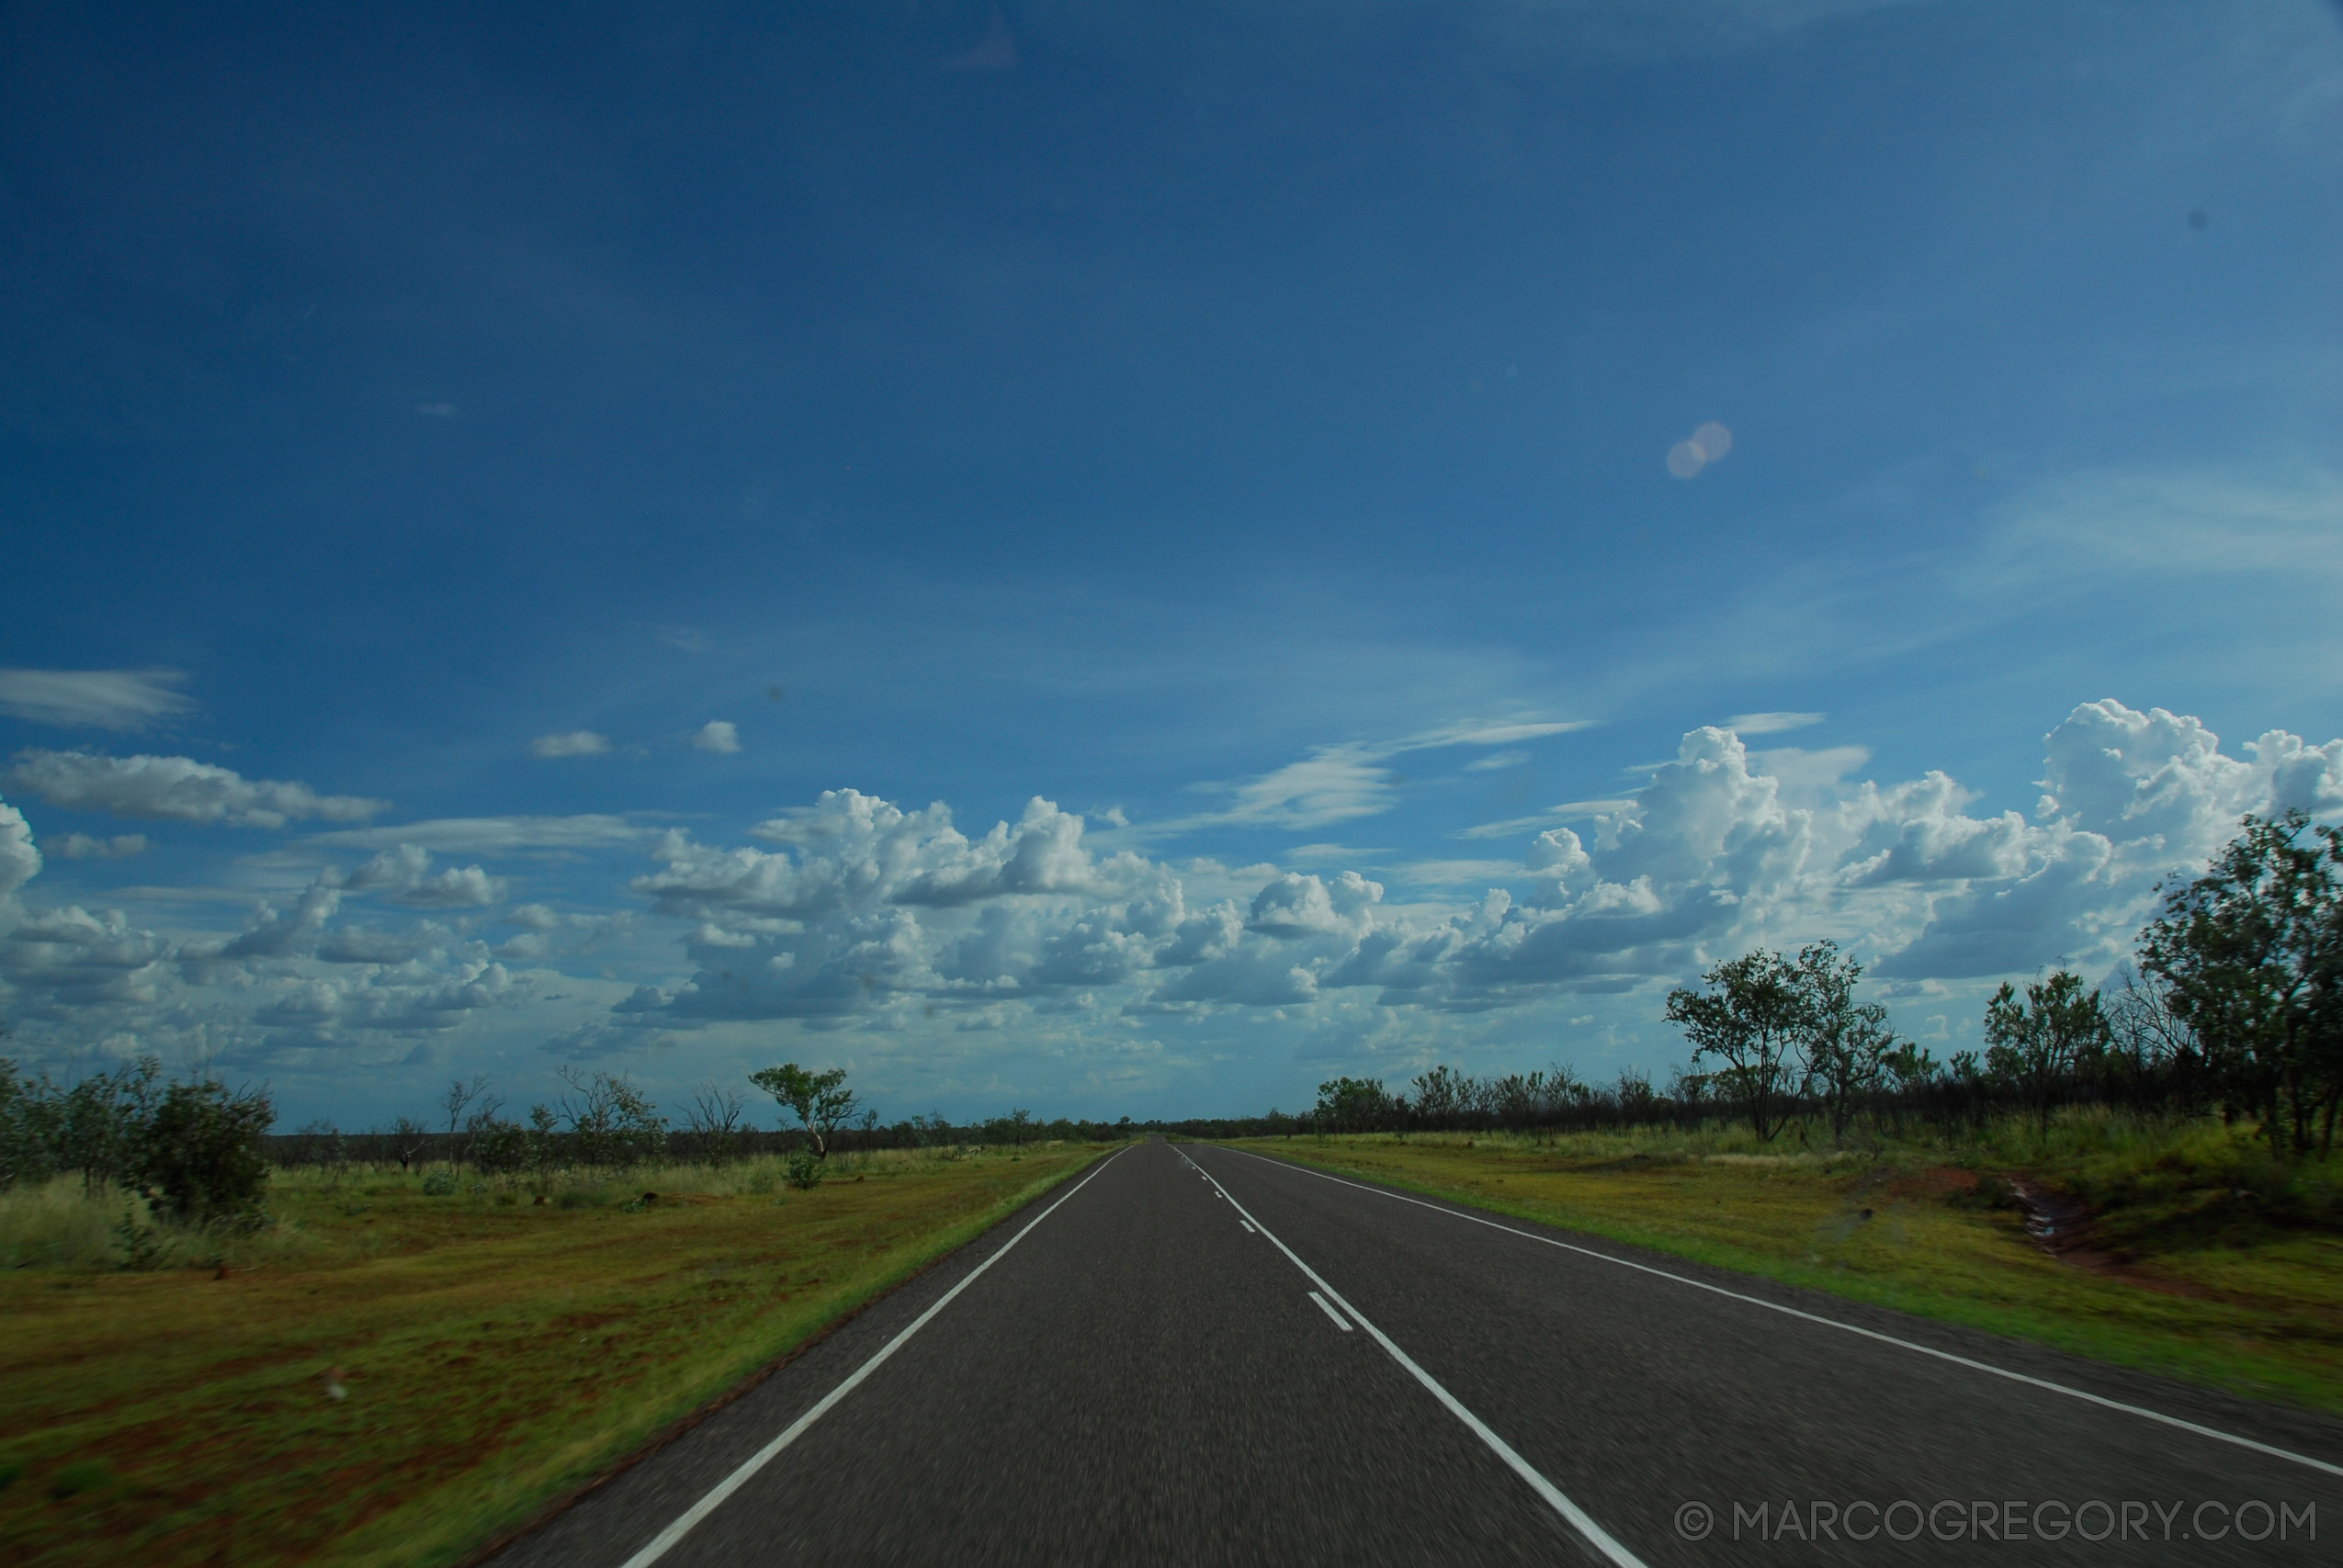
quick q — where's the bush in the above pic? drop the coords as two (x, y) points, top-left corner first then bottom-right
(140, 1080), (274, 1230)
(421, 1170), (457, 1196)
(785, 1146), (823, 1190)
(470, 1117), (527, 1175)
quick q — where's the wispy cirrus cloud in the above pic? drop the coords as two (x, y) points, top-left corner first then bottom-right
(1454, 801), (1637, 840)
(1172, 716), (1596, 832)
(529, 730), (611, 759)
(0, 669), (198, 731)
(1726, 711), (1826, 735)
(307, 816), (655, 853)
(4, 750), (383, 828)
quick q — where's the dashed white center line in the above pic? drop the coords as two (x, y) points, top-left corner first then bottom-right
(1307, 1290), (1353, 1330)
(1181, 1145), (1647, 1568)
(1239, 1219), (1257, 1234)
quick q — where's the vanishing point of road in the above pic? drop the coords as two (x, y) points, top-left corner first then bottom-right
(490, 1140), (2342, 1565)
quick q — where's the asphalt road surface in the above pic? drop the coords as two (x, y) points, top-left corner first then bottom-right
(490, 1140), (2342, 1566)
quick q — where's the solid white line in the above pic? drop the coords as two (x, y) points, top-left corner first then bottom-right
(614, 1147), (1130, 1568)
(1228, 1147), (2343, 1482)
(1183, 1150), (1647, 1568)
(1307, 1290), (1353, 1330)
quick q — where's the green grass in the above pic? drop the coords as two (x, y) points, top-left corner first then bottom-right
(0, 1141), (1115, 1567)
(1221, 1111), (2343, 1416)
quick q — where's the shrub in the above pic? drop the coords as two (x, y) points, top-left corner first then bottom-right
(420, 1170), (457, 1196)
(140, 1080), (274, 1230)
(785, 1146), (823, 1190)
(470, 1117), (528, 1175)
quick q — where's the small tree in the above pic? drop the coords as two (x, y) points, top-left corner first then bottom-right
(60, 1056), (162, 1192)
(389, 1115), (431, 1173)
(140, 1078), (275, 1230)
(470, 1115), (528, 1175)
(1666, 950), (1806, 1141)
(439, 1073), (492, 1170)
(1613, 1066), (1658, 1125)
(0, 1056), (57, 1191)
(749, 1063), (857, 1160)
(556, 1066), (667, 1170)
(1410, 1066), (1469, 1129)
(681, 1080), (749, 1165)
(523, 1102), (560, 1185)
(1793, 942), (1899, 1143)
(1982, 969), (2110, 1134)
(1312, 1076), (1398, 1134)
(2102, 966), (2204, 1111)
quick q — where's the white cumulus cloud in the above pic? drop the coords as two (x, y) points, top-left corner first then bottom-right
(692, 721), (741, 754)
(345, 844), (506, 908)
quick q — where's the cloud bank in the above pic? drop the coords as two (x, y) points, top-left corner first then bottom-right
(606, 701), (2343, 1038)
(1, 701), (2336, 1084)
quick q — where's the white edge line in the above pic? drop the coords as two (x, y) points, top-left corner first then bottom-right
(1183, 1147), (1647, 1568)
(615, 1145), (1130, 1568)
(1307, 1290), (1353, 1330)
(1227, 1146), (2343, 1482)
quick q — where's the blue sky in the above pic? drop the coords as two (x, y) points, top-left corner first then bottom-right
(3, 0), (2340, 1129)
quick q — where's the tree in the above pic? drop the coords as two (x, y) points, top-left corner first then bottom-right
(0, 1056), (55, 1190)
(749, 1063), (857, 1160)
(681, 1080), (749, 1165)
(1795, 942), (1899, 1143)
(439, 1073), (493, 1170)
(1410, 1066), (1470, 1128)
(1312, 1076), (1398, 1134)
(469, 1115), (527, 1175)
(2139, 810), (2343, 1156)
(56, 1056), (162, 1192)
(1613, 1066), (1658, 1125)
(523, 1102), (560, 1183)
(1666, 949), (1807, 1141)
(140, 1078), (274, 1230)
(1981, 969), (2110, 1134)
(2101, 966), (2203, 1110)
(389, 1115), (431, 1173)
(556, 1066), (667, 1170)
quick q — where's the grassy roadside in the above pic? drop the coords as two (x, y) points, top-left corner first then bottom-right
(0, 1141), (1116, 1568)
(1216, 1115), (2343, 1416)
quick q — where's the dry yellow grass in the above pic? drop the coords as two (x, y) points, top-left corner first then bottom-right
(0, 1144), (1112, 1567)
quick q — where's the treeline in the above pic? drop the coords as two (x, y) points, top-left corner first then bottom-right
(3, 1048), (1130, 1224)
(266, 1062), (1134, 1190)
(266, 1105), (1136, 1175)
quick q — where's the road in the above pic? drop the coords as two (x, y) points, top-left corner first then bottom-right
(489, 1140), (2342, 1565)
